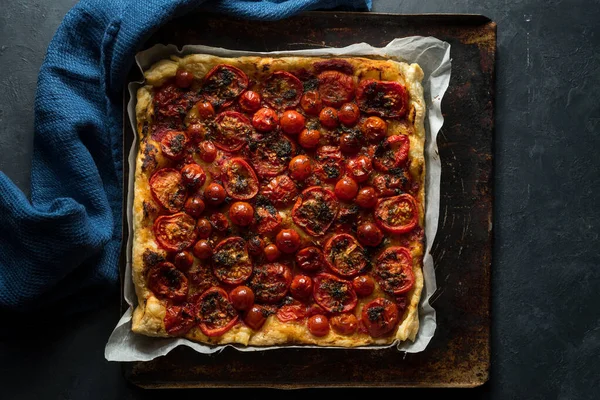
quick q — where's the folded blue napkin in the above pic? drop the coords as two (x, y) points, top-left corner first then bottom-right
(0, 0), (371, 313)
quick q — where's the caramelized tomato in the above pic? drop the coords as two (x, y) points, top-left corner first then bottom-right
(307, 314), (330, 337)
(238, 90), (261, 113)
(153, 212), (197, 252)
(180, 164), (206, 189)
(244, 305), (268, 330)
(356, 222), (384, 247)
(330, 313), (358, 335)
(249, 263), (293, 303)
(373, 135), (410, 172)
(292, 187), (339, 237)
(211, 237), (253, 285)
(312, 273), (357, 313)
(164, 302), (195, 335)
(149, 168), (187, 213)
(300, 90), (323, 115)
(252, 108), (279, 132)
(323, 233), (367, 277)
(201, 64), (249, 108)
(373, 247), (415, 295)
(230, 285), (255, 311)
(361, 297), (399, 338)
(295, 246), (327, 272)
(196, 287), (239, 337)
(374, 194), (418, 234)
(229, 201), (254, 227)
(280, 110), (305, 135)
(223, 158), (259, 200)
(338, 102), (360, 126)
(318, 71), (355, 107)
(262, 71), (303, 110)
(356, 79), (408, 119)
(160, 131), (189, 160)
(261, 175), (298, 207)
(289, 155), (312, 181)
(214, 111), (251, 152)
(147, 262), (188, 302)
(298, 129), (321, 149)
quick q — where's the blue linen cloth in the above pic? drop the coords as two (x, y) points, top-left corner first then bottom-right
(0, 0), (371, 313)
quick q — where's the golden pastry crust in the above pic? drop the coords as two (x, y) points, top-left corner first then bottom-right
(131, 54), (426, 347)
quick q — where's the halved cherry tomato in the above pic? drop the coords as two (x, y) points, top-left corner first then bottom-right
(346, 156), (373, 183)
(313, 273), (357, 313)
(250, 134), (295, 178)
(307, 314), (330, 336)
(252, 108), (279, 132)
(352, 275), (375, 297)
(160, 131), (189, 160)
(261, 175), (298, 207)
(204, 182), (226, 206)
(280, 110), (305, 135)
(290, 275), (313, 299)
(239, 90), (261, 113)
(314, 146), (344, 182)
(262, 71), (303, 110)
(196, 101), (215, 119)
(211, 237), (253, 285)
(175, 69), (194, 88)
(153, 212), (197, 252)
(338, 103), (360, 127)
(184, 194), (205, 217)
(289, 155), (312, 181)
(180, 164), (206, 189)
(374, 194), (418, 234)
(373, 135), (410, 172)
(196, 287), (239, 337)
(319, 107), (339, 129)
(149, 168), (187, 213)
(300, 91), (323, 115)
(230, 285), (255, 311)
(253, 198), (282, 235)
(147, 262), (188, 302)
(361, 297), (400, 337)
(277, 299), (307, 322)
(330, 313), (358, 335)
(275, 229), (301, 254)
(323, 233), (367, 277)
(214, 111), (251, 152)
(356, 79), (409, 118)
(223, 158), (259, 200)
(229, 201), (254, 227)
(244, 305), (269, 330)
(318, 71), (355, 107)
(295, 246), (327, 272)
(355, 186), (378, 209)
(334, 176), (359, 201)
(164, 302), (195, 335)
(361, 116), (388, 142)
(356, 222), (384, 247)
(201, 64), (248, 108)
(373, 246), (415, 295)
(292, 187), (339, 237)
(172, 250), (194, 270)
(249, 263), (292, 303)
(298, 129), (321, 149)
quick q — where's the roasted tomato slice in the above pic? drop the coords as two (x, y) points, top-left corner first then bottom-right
(211, 237), (253, 285)
(223, 158), (259, 200)
(317, 70), (355, 107)
(361, 297), (400, 338)
(147, 262), (188, 302)
(164, 302), (196, 335)
(323, 233), (368, 277)
(372, 172), (409, 197)
(211, 111), (250, 152)
(295, 246), (327, 272)
(330, 313), (358, 335)
(314, 146), (344, 183)
(373, 135), (410, 172)
(260, 175), (298, 207)
(196, 287), (239, 337)
(356, 79), (409, 119)
(153, 212), (197, 252)
(374, 194), (419, 234)
(313, 273), (357, 313)
(250, 134), (295, 178)
(374, 247), (415, 295)
(149, 168), (187, 213)
(292, 187), (339, 237)
(153, 83), (196, 122)
(253, 197), (282, 235)
(160, 130), (189, 160)
(276, 299), (307, 322)
(200, 64), (248, 108)
(261, 71), (303, 110)
(187, 263), (219, 293)
(249, 263), (293, 304)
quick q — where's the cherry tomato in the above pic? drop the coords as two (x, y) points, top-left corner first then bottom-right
(261, 175), (298, 207)
(323, 233), (367, 277)
(180, 164), (206, 189)
(352, 275), (375, 297)
(223, 158), (259, 200)
(209, 212), (229, 232)
(229, 201), (254, 226)
(357, 222), (384, 247)
(250, 134), (294, 178)
(239, 90), (261, 113)
(338, 103), (360, 126)
(374, 194), (418, 234)
(164, 303), (195, 336)
(346, 156), (372, 183)
(212, 237), (253, 285)
(196, 287), (239, 337)
(314, 145), (344, 182)
(330, 313), (358, 335)
(264, 243), (281, 262)
(356, 79), (408, 118)
(196, 101), (215, 119)
(298, 129), (321, 149)
(289, 155), (312, 181)
(230, 285), (255, 311)
(339, 132), (361, 154)
(201, 64), (248, 108)
(318, 71), (355, 107)
(252, 108), (279, 132)
(192, 240), (213, 260)
(292, 187), (339, 237)
(373, 135), (410, 172)
(147, 262), (188, 302)
(195, 218), (212, 239)
(172, 250), (194, 270)
(300, 91), (323, 115)
(277, 300), (308, 322)
(319, 107), (339, 129)
(244, 305), (268, 330)
(186, 123), (209, 143)
(373, 247), (415, 295)
(184, 194), (205, 218)
(355, 186), (377, 209)
(313, 273), (357, 313)
(160, 131), (189, 160)
(262, 71), (303, 110)
(362, 116), (388, 142)
(249, 263), (293, 303)
(307, 314), (330, 337)
(214, 111), (251, 152)
(204, 182), (226, 206)
(175, 69), (194, 88)
(295, 246), (326, 272)
(247, 236), (264, 256)
(280, 110), (305, 135)
(361, 297), (399, 338)
(290, 275), (313, 299)
(334, 176), (359, 201)
(198, 141), (217, 162)
(153, 212), (197, 252)
(150, 168), (186, 213)
(275, 229), (301, 254)
(253, 202), (282, 235)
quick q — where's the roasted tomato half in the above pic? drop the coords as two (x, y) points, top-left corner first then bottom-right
(153, 83), (195, 123)
(261, 71), (303, 110)
(323, 233), (368, 277)
(260, 175), (298, 207)
(373, 246), (415, 295)
(295, 246), (327, 272)
(211, 237), (253, 285)
(147, 262), (188, 302)
(276, 299), (307, 322)
(253, 196), (282, 235)
(361, 297), (400, 338)
(249, 263), (293, 304)
(149, 168), (187, 213)
(356, 79), (409, 119)
(292, 187), (339, 237)
(373, 135), (410, 172)
(249, 133), (295, 178)
(223, 158), (259, 200)
(160, 131), (189, 160)
(213, 111), (252, 152)
(313, 273), (357, 314)
(374, 194), (419, 234)
(196, 287), (239, 337)
(153, 212), (197, 252)
(164, 302), (195, 335)
(200, 64), (248, 108)
(317, 70), (355, 107)
(314, 146), (344, 183)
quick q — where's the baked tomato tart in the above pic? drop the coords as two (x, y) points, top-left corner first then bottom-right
(131, 54), (426, 347)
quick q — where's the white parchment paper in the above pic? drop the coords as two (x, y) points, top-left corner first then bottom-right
(105, 37), (451, 362)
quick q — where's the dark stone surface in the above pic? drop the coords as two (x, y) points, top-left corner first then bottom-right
(0, 0), (599, 399)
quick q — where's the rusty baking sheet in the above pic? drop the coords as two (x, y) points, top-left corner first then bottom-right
(120, 11), (495, 388)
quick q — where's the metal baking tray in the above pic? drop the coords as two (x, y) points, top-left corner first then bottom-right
(120, 11), (495, 388)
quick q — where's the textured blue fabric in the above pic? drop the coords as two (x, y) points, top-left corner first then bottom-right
(0, 0), (371, 313)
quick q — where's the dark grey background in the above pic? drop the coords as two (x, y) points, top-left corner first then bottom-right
(1, 0), (599, 398)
